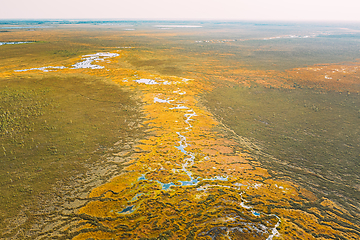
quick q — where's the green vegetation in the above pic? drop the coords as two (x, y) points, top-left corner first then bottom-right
(203, 85), (360, 221)
(0, 74), (144, 227)
(1, 20), (360, 238)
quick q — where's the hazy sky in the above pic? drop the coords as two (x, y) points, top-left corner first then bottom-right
(1, 0), (359, 22)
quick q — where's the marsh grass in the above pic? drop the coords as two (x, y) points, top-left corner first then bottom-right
(203, 85), (360, 222)
(0, 73), (143, 228)
(0, 26), (151, 232)
(1, 21), (360, 237)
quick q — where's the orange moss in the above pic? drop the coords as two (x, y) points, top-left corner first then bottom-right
(284, 62), (360, 92)
(6, 42), (355, 239)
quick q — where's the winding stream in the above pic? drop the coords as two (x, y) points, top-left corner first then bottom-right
(9, 51), (324, 239)
(111, 76), (282, 239)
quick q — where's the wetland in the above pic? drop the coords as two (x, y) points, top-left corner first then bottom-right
(0, 20), (359, 239)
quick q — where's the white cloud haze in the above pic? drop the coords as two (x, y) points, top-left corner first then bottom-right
(1, 0), (359, 22)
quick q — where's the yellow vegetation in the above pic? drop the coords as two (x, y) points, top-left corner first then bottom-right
(8, 43), (358, 239)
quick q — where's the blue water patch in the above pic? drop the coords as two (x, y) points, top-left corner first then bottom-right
(0, 41), (33, 46)
(175, 145), (187, 154)
(212, 176), (228, 181)
(131, 193), (144, 201)
(119, 205), (134, 214)
(160, 182), (175, 190)
(0, 26), (49, 29)
(138, 174), (146, 181)
(252, 211), (260, 216)
(179, 177), (199, 186)
(135, 79), (159, 85)
(205, 176), (228, 181)
(138, 174), (175, 190)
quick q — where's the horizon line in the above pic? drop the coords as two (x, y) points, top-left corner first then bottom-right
(1, 18), (360, 24)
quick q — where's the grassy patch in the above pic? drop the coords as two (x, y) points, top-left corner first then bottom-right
(203, 85), (360, 220)
(0, 73), (144, 226)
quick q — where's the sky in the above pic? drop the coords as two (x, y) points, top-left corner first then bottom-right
(1, 0), (360, 22)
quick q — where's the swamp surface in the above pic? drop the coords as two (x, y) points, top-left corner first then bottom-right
(0, 20), (359, 239)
